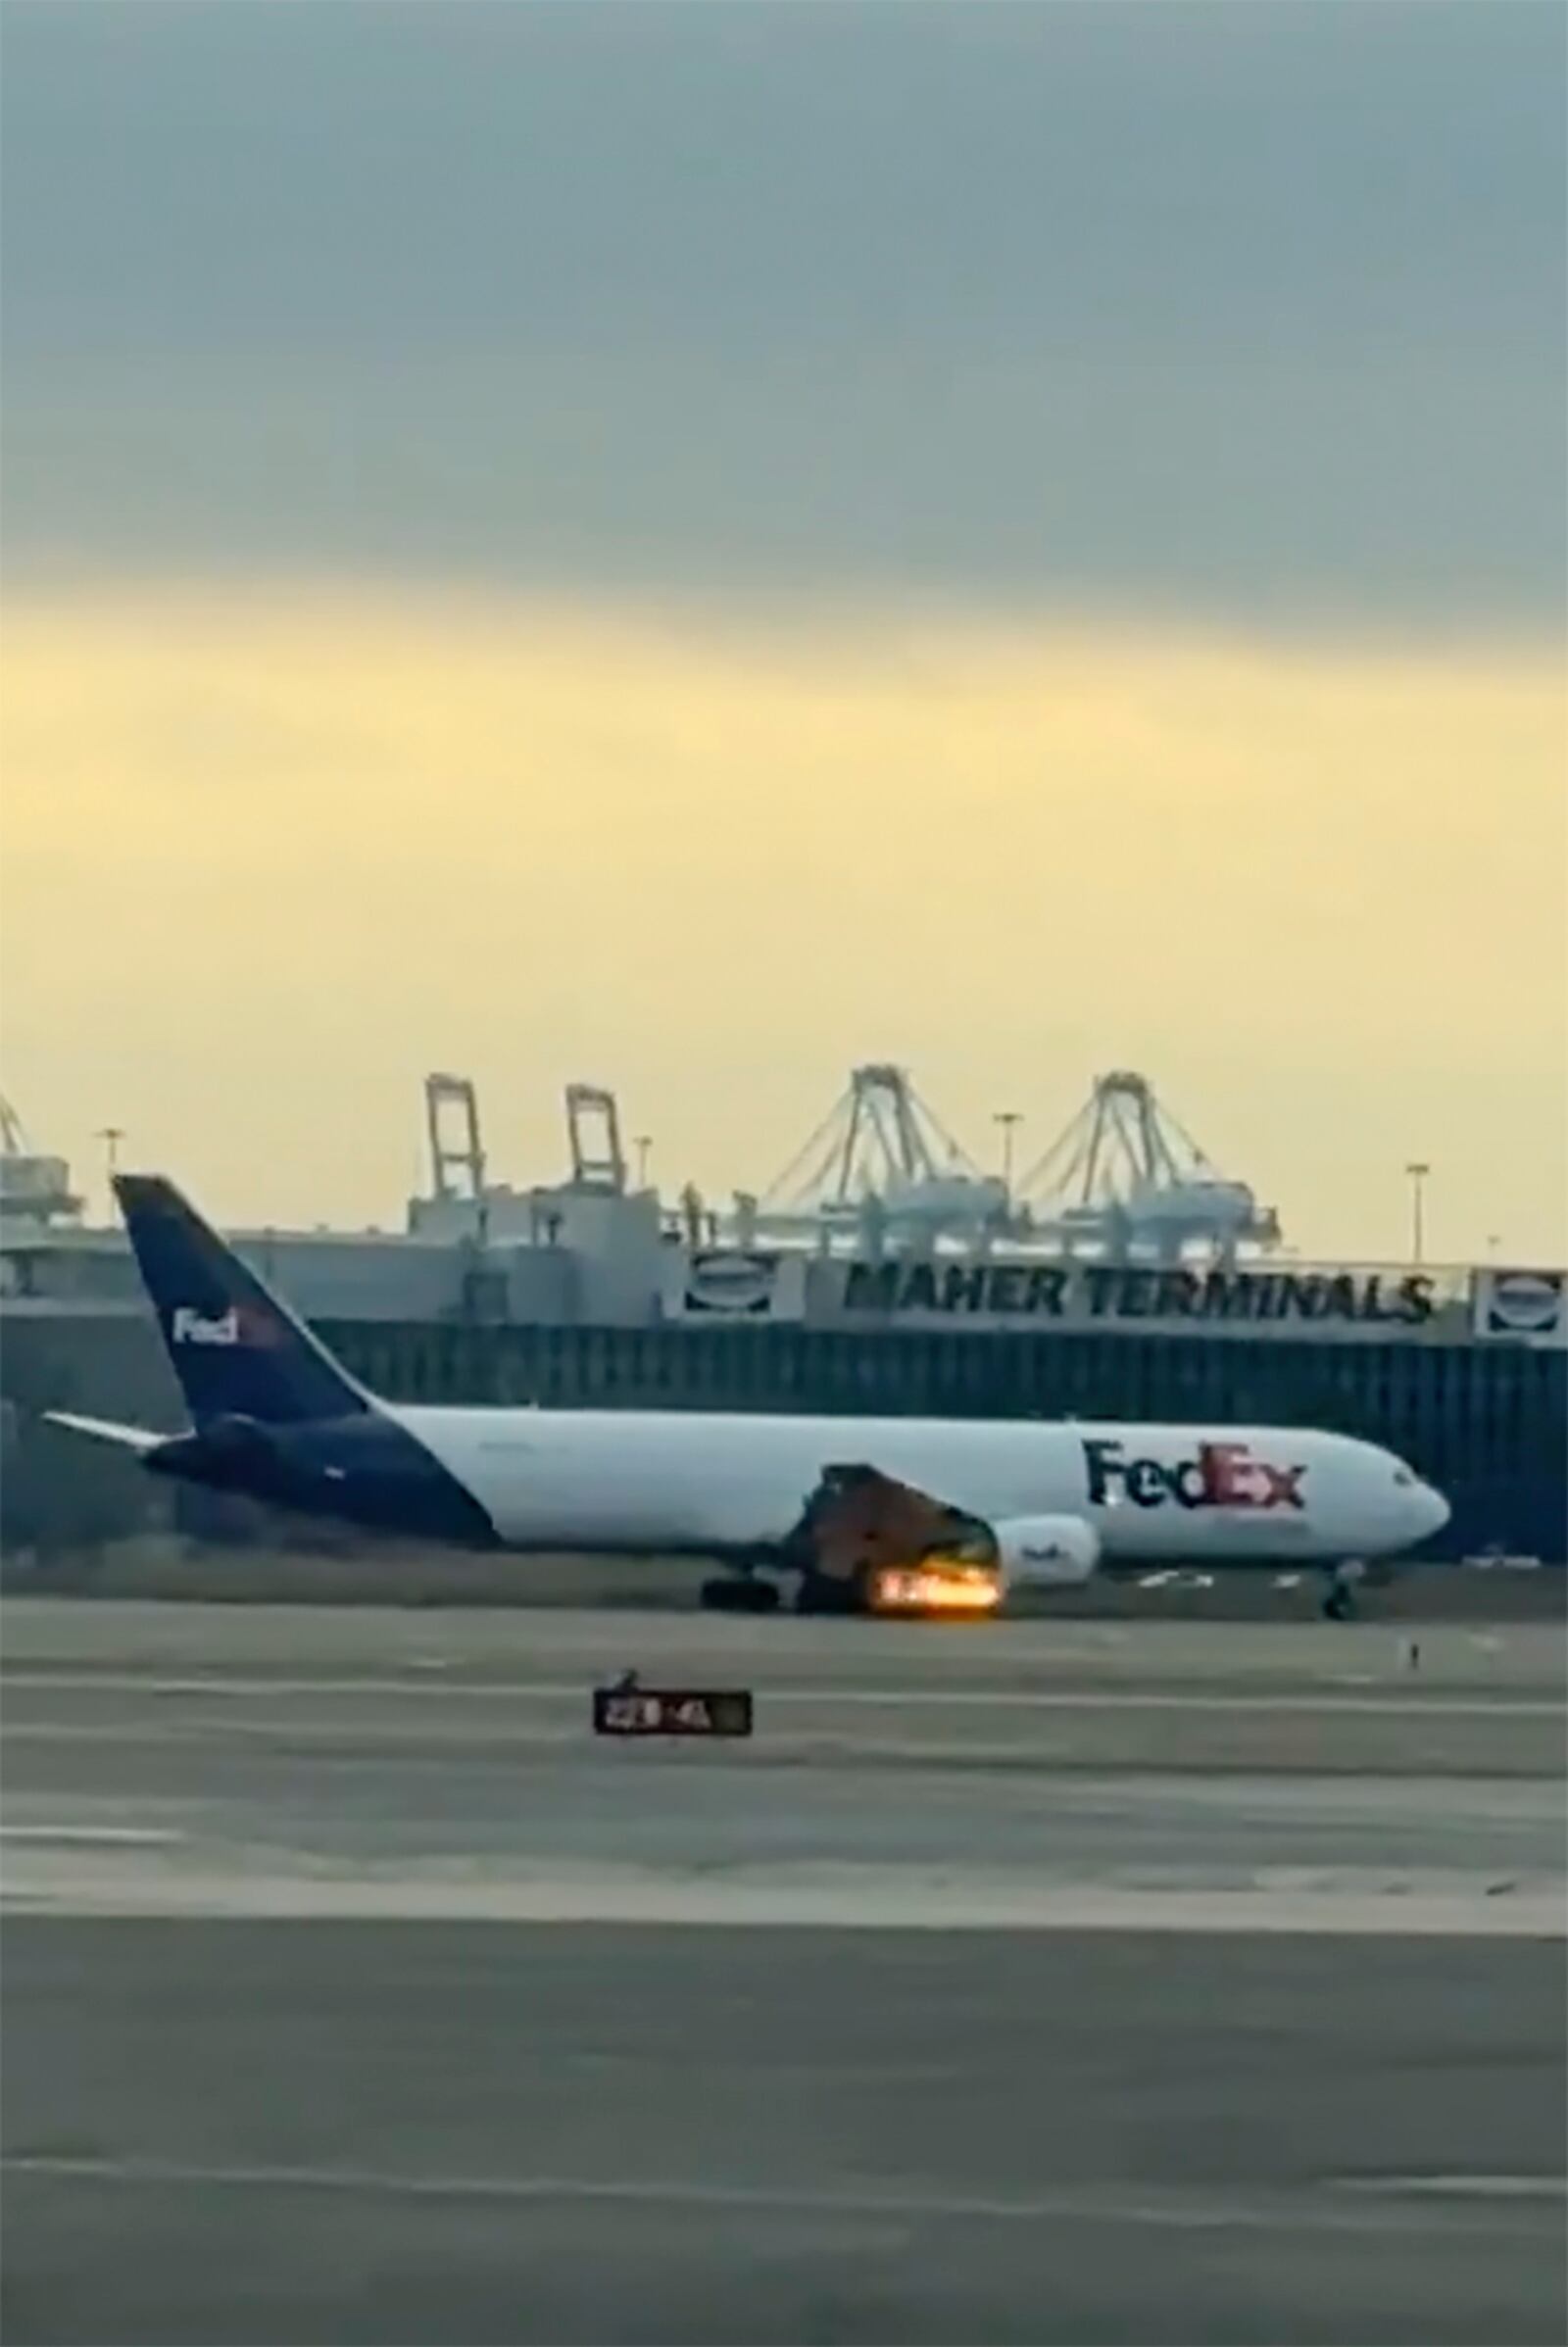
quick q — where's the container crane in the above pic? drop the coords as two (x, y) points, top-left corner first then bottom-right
(745, 1064), (1007, 1249)
(0, 1096), (80, 1225)
(1014, 1070), (1279, 1262)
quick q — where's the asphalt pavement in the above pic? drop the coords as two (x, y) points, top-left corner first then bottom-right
(2, 1601), (1563, 2344)
(4, 1920), (1564, 2347)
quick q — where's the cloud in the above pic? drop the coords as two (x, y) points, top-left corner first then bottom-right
(3, 585), (1563, 1260)
(3, 2), (1562, 623)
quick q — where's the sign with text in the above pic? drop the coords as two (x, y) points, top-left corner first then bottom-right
(841, 1258), (1440, 1330)
(592, 1686), (755, 1738)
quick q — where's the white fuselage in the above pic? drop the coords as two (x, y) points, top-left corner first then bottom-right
(394, 1406), (1448, 1566)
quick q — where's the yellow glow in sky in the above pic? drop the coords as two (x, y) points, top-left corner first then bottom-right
(2, 586), (1563, 1262)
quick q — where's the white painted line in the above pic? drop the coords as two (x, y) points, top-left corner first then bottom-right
(1337, 2176), (1567, 2200)
(2, 1672), (1559, 1719)
(0, 2153), (1549, 2238)
(0, 1827), (184, 1846)
(4, 1865), (1563, 1937)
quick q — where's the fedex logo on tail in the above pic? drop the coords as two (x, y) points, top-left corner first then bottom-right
(1083, 1439), (1306, 1511)
(169, 1304), (279, 1349)
(171, 1306), (240, 1346)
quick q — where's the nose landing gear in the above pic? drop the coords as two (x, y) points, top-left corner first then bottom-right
(1321, 1559), (1367, 1622)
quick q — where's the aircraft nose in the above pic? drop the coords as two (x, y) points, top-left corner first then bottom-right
(1417, 1483), (1451, 1540)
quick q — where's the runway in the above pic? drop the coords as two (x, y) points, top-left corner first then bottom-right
(4, 1599), (1563, 1811)
(3, 1600), (1565, 2343)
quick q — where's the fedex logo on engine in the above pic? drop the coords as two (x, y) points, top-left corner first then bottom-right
(1083, 1439), (1306, 1511)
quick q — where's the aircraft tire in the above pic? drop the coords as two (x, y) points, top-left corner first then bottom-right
(794, 1568), (868, 1618)
(699, 1575), (780, 1615)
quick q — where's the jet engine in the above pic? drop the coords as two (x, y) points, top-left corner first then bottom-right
(992, 1514), (1102, 1590)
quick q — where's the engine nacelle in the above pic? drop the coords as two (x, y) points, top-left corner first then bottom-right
(993, 1514), (1101, 1589)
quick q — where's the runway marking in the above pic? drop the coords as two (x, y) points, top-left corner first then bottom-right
(5, 1866), (1563, 1936)
(1336, 2175), (1567, 2201)
(1, 2152), (1553, 2238)
(2, 1672), (1559, 1719)
(0, 1827), (184, 1847)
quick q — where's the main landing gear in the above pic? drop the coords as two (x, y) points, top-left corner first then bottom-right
(698, 1574), (781, 1616)
(792, 1568), (868, 1617)
(698, 1568), (862, 1616)
(701, 1561), (1001, 1620)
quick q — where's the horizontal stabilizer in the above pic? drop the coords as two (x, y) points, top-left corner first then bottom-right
(43, 1411), (168, 1454)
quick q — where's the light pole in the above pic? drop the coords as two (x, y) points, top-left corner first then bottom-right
(1404, 1161), (1430, 1265)
(993, 1111), (1023, 1198)
(634, 1135), (653, 1191)
(96, 1126), (125, 1210)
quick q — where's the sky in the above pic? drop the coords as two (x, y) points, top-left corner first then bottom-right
(1, 0), (1564, 1261)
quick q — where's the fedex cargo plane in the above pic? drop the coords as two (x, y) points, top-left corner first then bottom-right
(49, 1176), (1450, 1619)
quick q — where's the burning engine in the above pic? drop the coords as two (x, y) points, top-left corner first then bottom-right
(864, 1513), (1101, 1616)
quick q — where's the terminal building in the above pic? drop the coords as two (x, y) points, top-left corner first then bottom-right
(2, 1073), (1563, 1564)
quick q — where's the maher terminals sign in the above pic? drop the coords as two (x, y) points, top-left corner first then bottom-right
(841, 1259), (1440, 1329)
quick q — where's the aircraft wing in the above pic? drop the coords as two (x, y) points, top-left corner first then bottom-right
(43, 1411), (168, 1455)
(793, 1462), (992, 1584)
